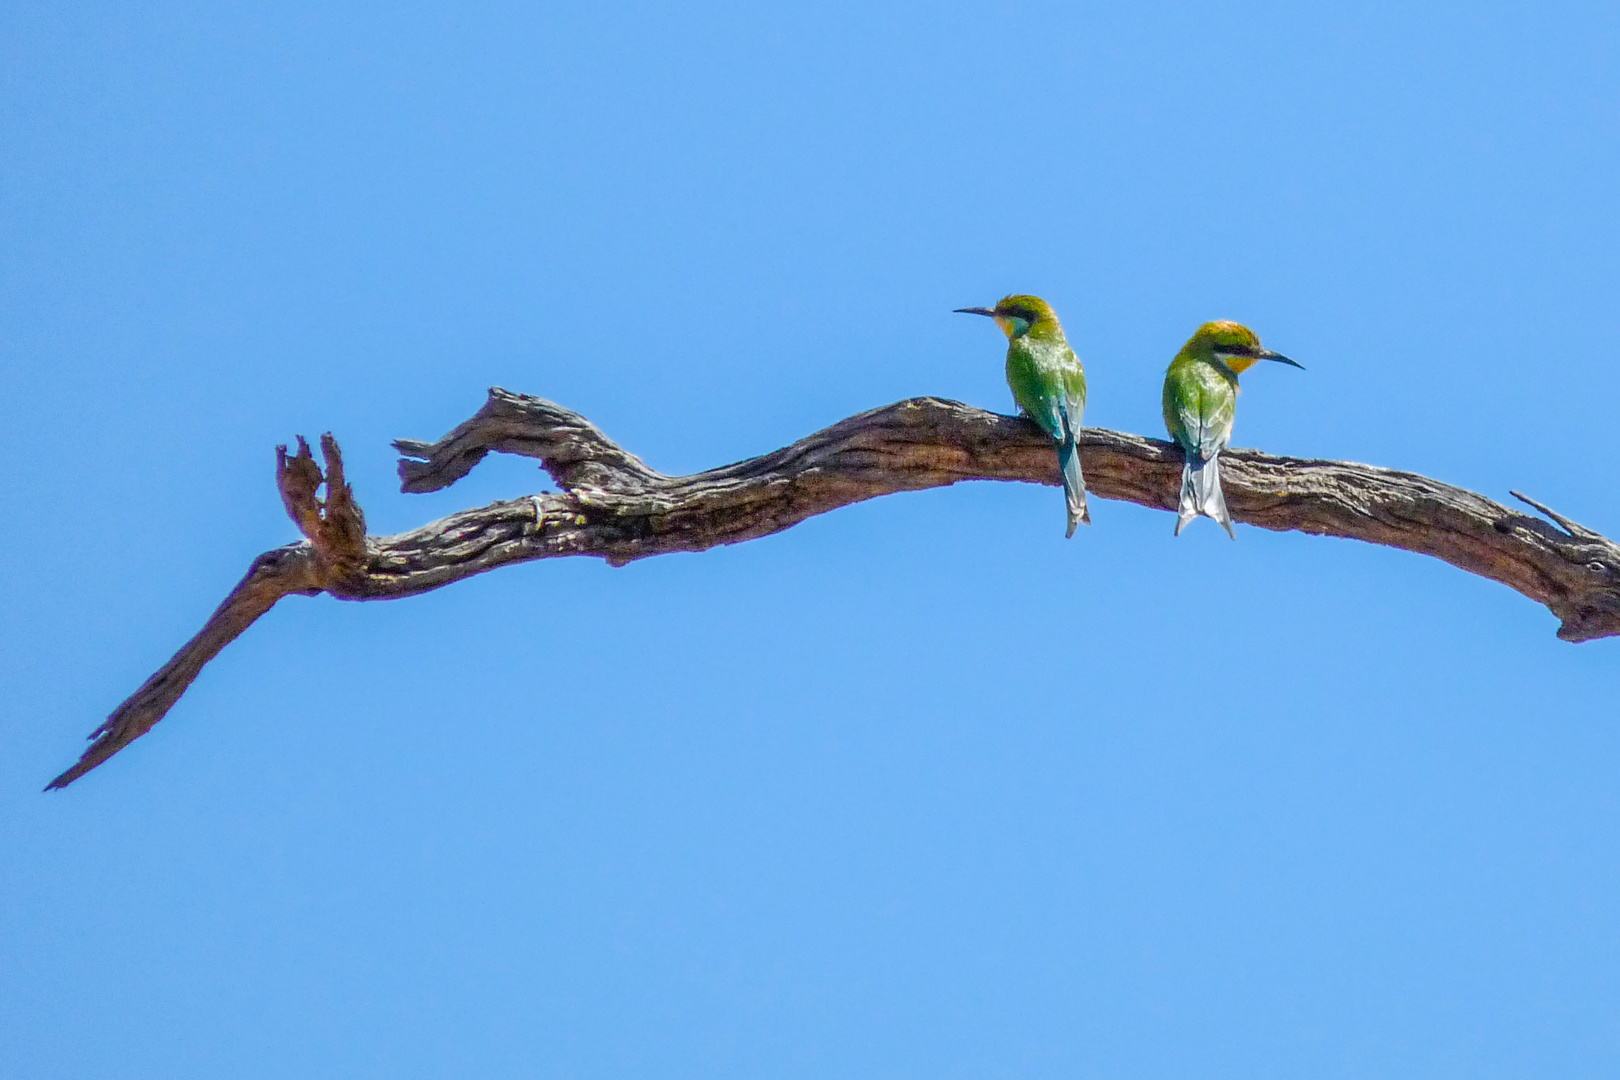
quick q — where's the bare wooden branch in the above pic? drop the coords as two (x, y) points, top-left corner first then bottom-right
(48, 387), (1620, 789)
(42, 548), (323, 791)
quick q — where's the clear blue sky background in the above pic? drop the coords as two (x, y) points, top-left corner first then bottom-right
(4, 1), (1619, 1076)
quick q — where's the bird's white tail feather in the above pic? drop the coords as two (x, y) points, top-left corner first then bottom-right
(1175, 453), (1235, 539)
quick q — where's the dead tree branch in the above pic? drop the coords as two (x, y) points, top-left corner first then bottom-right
(48, 388), (1620, 789)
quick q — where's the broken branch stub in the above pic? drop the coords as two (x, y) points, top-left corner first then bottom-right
(276, 433), (368, 583)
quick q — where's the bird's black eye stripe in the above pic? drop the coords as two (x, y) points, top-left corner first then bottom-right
(1003, 305), (1038, 323)
(1215, 343), (1257, 357)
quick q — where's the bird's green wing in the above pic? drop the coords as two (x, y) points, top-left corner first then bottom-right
(1006, 341), (1063, 439)
(1006, 339), (1085, 440)
(1162, 361), (1235, 461)
(1058, 357), (1086, 438)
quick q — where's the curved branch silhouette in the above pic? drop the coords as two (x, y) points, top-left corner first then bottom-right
(47, 388), (1620, 790)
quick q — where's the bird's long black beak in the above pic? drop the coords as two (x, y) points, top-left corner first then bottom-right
(954, 307), (997, 317)
(1259, 349), (1304, 369)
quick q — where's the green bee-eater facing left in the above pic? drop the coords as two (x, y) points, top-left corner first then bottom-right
(956, 295), (1089, 536)
(1162, 320), (1303, 538)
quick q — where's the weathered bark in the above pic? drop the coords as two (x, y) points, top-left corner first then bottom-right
(47, 388), (1620, 790)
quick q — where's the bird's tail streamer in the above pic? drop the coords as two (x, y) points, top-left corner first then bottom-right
(1057, 407), (1089, 538)
(1175, 452), (1234, 539)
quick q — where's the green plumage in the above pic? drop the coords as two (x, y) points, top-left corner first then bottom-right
(1162, 354), (1237, 459)
(957, 294), (1088, 536)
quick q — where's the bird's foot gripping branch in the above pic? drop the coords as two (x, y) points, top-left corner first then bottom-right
(47, 388), (1620, 789)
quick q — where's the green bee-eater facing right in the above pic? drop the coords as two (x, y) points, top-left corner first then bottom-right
(1162, 320), (1303, 538)
(956, 295), (1089, 536)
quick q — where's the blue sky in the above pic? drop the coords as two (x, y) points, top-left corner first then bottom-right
(3, 1), (1619, 1076)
